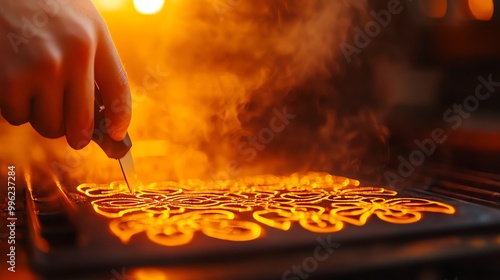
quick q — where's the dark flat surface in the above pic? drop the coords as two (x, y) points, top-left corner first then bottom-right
(2, 168), (500, 280)
(26, 179), (500, 279)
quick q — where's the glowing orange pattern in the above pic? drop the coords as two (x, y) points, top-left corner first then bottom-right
(77, 172), (455, 246)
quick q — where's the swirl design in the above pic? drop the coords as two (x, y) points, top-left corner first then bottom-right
(77, 172), (455, 246)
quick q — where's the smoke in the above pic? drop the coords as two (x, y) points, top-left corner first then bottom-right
(0, 0), (389, 186)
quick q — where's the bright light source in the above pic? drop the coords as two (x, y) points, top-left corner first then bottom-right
(469, 0), (494, 21)
(92, 0), (127, 11)
(133, 0), (165, 15)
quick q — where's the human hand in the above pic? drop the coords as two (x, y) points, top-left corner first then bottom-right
(0, 0), (131, 149)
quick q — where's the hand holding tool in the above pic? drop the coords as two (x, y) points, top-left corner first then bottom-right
(92, 85), (139, 194)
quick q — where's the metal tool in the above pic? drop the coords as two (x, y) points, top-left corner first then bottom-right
(92, 85), (139, 194)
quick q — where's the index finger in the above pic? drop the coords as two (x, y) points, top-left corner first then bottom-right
(94, 28), (131, 141)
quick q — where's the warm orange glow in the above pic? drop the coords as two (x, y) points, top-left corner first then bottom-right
(78, 172), (456, 246)
(132, 268), (169, 280)
(419, 0), (448, 18)
(62, 1), (386, 184)
(91, 0), (127, 11)
(133, 0), (165, 15)
(0, 1), (391, 187)
(469, 0), (494, 20)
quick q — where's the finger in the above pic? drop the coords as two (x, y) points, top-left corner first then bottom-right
(94, 28), (131, 141)
(29, 85), (65, 139)
(64, 66), (94, 150)
(0, 78), (31, 126)
(0, 100), (30, 126)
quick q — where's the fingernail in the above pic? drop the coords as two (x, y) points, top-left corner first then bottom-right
(110, 129), (127, 141)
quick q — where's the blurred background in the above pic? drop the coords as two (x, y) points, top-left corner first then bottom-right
(0, 0), (498, 189)
(1, 1), (500, 279)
